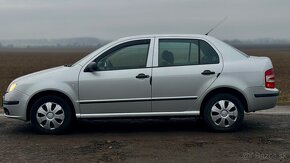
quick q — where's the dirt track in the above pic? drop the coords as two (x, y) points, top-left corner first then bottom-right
(0, 108), (290, 163)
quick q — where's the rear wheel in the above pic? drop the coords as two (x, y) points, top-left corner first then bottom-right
(203, 93), (244, 131)
(30, 96), (73, 134)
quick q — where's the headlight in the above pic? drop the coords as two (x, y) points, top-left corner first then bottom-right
(7, 83), (17, 93)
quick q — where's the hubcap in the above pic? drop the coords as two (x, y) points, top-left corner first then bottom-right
(221, 110), (228, 117)
(46, 112), (54, 119)
(210, 100), (238, 128)
(36, 102), (65, 130)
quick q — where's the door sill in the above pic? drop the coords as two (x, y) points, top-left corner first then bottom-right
(76, 111), (200, 119)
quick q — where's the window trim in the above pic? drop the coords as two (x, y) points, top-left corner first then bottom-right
(157, 38), (220, 68)
(86, 39), (151, 72)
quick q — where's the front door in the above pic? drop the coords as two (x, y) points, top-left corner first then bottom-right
(79, 39), (153, 115)
(152, 38), (223, 112)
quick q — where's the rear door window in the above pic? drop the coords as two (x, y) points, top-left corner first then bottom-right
(200, 40), (219, 64)
(158, 39), (219, 67)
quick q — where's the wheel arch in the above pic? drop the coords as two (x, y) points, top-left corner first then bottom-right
(200, 87), (249, 115)
(26, 90), (76, 121)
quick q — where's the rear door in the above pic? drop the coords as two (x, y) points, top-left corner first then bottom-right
(152, 38), (223, 112)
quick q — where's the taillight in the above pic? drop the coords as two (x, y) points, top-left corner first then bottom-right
(265, 68), (275, 88)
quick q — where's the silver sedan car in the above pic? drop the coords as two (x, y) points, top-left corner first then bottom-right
(3, 34), (279, 133)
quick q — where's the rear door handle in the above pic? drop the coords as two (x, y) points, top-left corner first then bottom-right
(136, 73), (150, 79)
(201, 70), (215, 75)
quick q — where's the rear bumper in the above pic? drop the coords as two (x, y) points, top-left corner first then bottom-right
(244, 87), (279, 112)
(254, 93), (279, 98)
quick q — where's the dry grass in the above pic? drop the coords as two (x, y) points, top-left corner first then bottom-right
(0, 46), (289, 105)
(0, 48), (93, 105)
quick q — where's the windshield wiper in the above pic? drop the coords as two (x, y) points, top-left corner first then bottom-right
(64, 64), (72, 67)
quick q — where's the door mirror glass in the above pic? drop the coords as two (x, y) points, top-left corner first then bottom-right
(84, 62), (98, 72)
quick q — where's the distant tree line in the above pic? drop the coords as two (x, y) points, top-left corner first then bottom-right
(0, 42), (14, 48)
(0, 37), (111, 48)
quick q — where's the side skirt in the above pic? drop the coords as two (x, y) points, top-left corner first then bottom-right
(76, 111), (200, 119)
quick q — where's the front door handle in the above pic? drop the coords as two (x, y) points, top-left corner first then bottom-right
(201, 70), (215, 75)
(136, 73), (150, 79)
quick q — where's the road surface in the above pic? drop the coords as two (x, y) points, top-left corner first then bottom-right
(0, 106), (289, 162)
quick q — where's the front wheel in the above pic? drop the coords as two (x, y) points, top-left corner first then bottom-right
(203, 93), (244, 132)
(30, 96), (74, 134)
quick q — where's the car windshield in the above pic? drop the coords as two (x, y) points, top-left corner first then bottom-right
(71, 55), (88, 67)
(71, 41), (112, 67)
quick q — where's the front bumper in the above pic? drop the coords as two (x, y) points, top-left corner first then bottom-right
(244, 86), (279, 112)
(2, 89), (30, 121)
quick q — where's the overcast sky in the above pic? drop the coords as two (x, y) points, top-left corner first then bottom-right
(0, 0), (289, 40)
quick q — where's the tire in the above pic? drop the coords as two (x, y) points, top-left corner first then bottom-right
(203, 93), (244, 132)
(30, 95), (74, 134)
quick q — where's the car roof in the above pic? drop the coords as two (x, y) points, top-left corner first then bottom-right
(117, 34), (215, 41)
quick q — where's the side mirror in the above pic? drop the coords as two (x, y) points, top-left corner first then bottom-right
(84, 62), (98, 72)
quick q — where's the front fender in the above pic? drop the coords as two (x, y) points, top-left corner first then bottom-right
(23, 81), (80, 115)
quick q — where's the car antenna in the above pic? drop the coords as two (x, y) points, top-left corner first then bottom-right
(205, 17), (227, 35)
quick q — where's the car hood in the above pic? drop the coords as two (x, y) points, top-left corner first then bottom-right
(13, 66), (67, 83)
(7, 64), (82, 95)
